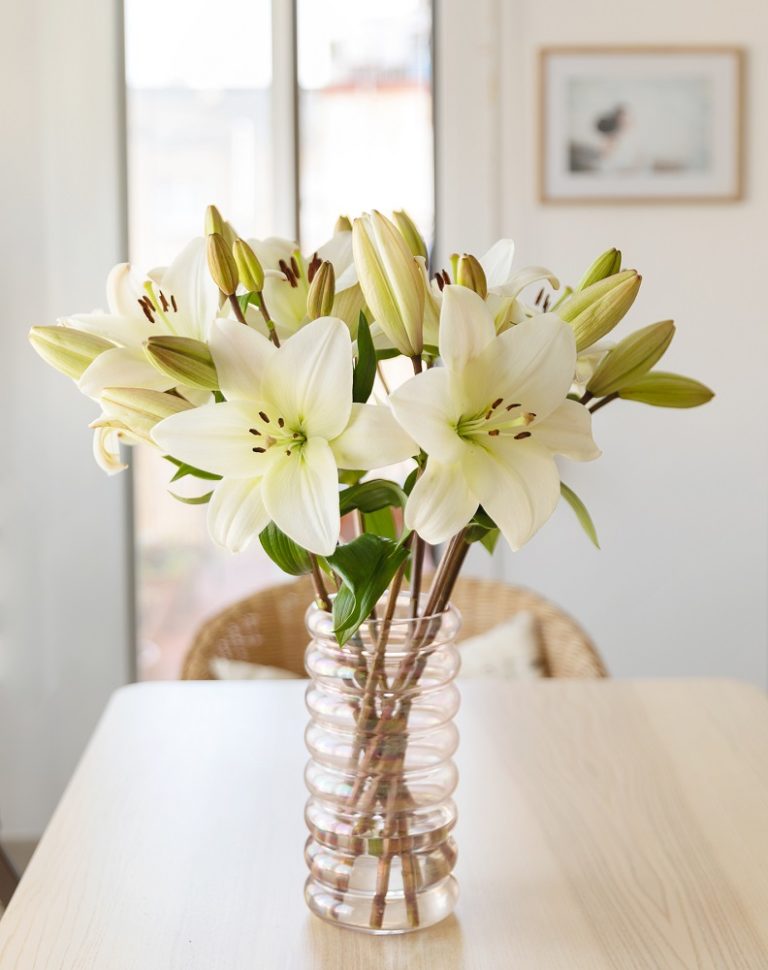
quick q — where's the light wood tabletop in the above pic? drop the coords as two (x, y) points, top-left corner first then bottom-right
(1, 679), (768, 969)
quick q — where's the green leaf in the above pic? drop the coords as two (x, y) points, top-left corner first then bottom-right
(165, 456), (222, 483)
(326, 534), (409, 645)
(352, 312), (377, 403)
(339, 479), (407, 516)
(375, 347), (400, 361)
(617, 372), (715, 408)
(259, 522), (312, 576)
(363, 506), (397, 540)
(169, 490), (213, 505)
(560, 482), (600, 549)
(403, 467), (419, 496)
(480, 529), (500, 554)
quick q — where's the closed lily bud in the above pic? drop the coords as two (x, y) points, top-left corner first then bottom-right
(577, 248), (622, 291)
(352, 210), (425, 357)
(587, 320), (675, 398)
(232, 238), (264, 293)
(145, 336), (219, 391)
(207, 232), (239, 296)
(456, 254), (488, 300)
(392, 209), (428, 260)
(618, 372), (714, 408)
(99, 387), (194, 443)
(307, 260), (335, 318)
(29, 325), (113, 380)
(557, 270), (641, 351)
(335, 215), (352, 233)
(204, 204), (225, 236)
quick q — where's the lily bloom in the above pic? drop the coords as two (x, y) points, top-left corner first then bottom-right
(389, 286), (600, 549)
(152, 317), (416, 555)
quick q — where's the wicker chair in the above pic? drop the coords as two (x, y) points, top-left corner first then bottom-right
(182, 576), (607, 681)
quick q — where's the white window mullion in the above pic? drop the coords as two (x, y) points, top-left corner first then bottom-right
(271, 0), (300, 241)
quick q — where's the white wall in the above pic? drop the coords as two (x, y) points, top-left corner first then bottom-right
(438, 0), (767, 684)
(0, 0), (131, 839)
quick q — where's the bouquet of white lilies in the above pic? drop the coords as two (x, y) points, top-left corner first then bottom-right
(31, 204), (713, 932)
(30, 205), (713, 639)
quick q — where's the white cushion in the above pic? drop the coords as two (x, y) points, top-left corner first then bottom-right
(458, 612), (546, 680)
(209, 657), (303, 680)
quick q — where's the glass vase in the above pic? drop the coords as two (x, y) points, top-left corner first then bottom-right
(303, 595), (461, 934)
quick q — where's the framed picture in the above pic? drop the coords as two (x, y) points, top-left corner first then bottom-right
(539, 47), (744, 204)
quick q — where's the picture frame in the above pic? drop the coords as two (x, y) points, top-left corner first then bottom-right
(539, 46), (745, 204)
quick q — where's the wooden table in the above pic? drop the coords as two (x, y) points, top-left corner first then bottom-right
(1, 680), (767, 968)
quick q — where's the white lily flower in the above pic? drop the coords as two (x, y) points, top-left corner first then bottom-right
(152, 317), (417, 555)
(66, 238), (219, 398)
(250, 229), (363, 339)
(389, 286), (600, 550)
(478, 239), (560, 333)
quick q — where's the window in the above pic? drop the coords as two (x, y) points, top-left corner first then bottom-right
(124, 0), (434, 679)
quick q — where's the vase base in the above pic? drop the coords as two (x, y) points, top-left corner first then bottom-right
(305, 874), (459, 934)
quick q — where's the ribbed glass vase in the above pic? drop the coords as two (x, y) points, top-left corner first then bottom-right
(303, 596), (461, 934)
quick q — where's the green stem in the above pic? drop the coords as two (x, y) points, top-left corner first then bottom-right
(309, 554), (331, 612)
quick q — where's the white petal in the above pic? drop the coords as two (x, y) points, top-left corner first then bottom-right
(492, 266), (559, 299)
(404, 460), (478, 545)
(78, 346), (173, 398)
(479, 239), (516, 289)
(317, 230), (354, 278)
(207, 478), (270, 553)
(152, 401), (272, 478)
(464, 439), (560, 550)
(533, 400), (601, 461)
(389, 367), (466, 463)
(261, 437), (340, 556)
(159, 237), (219, 341)
(262, 273), (308, 334)
(176, 386), (213, 407)
(331, 403), (417, 470)
(106, 263), (145, 317)
(92, 424), (128, 476)
(471, 313), (576, 421)
(247, 236), (297, 271)
(439, 285), (496, 373)
(209, 317), (276, 402)
(63, 312), (153, 347)
(262, 316), (352, 439)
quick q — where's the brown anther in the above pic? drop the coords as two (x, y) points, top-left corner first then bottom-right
(491, 398), (503, 409)
(170, 295), (178, 312)
(138, 298), (155, 324)
(435, 274), (446, 292)
(285, 449), (291, 456)
(248, 428), (261, 436)
(259, 411), (270, 423)
(277, 417), (285, 428)
(485, 410), (493, 420)
(442, 269), (451, 286)
(542, 296), (551, 312)
(534, 287), (544, 306)
(307, 252), (321, 283)
(159, 290), (170, 312)
(514, 431), (532, 440)
(506, 402), (521, 410)
(252, 446), (266, 453)
(488, 429), (500, 437)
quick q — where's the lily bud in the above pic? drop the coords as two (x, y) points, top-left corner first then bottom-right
(587, 320), (675, 397)
(456, 254), (488, 300)
(335, 215), (352, 233)
(99, 387), (194, 443)
(392, 209), (428, 260)
(557, 270), (641, 351)
(307, 260), (335, 319)
(577, 248), (622, 290)
(29, 326), (113, 380)
(145, 336), (219, 391)
(207, 232), (239, 296)
(232, 238), (264, 293)
(352, 210), (425, 356)
(204, 204), (224, 236)
(618, 372), (715, 408)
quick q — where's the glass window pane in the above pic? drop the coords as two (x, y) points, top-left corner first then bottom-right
(124, 0), (281, 680)
(297, 0), (434, 252)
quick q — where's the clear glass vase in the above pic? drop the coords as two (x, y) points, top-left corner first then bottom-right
(303, 595), (461, 934)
